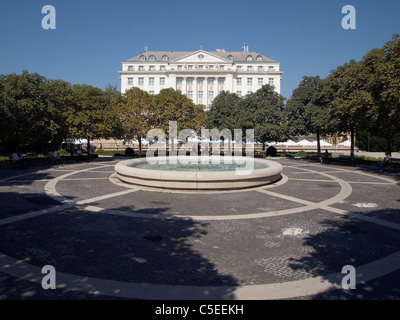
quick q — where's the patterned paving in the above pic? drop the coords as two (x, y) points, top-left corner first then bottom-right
(0, 158), (400, 299)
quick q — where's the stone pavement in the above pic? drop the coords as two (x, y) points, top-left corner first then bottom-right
(0, 157), (400, 300)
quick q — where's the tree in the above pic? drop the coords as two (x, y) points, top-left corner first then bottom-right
(236, 85), (288, 150)
(329, 59), (378, 159)
(287, 75), (336, 156)
(310, 61), (360, 159)
(370, 34), (400, 153)
(206, 91), (240, 130)
(0, 71), (67, 154)
(112, 87), (154, 155)
(152, 88), (206, 153)
(65, 84), (120, 155)
(153, 88), (205, 133)
(286, 76), (322, 135)
(206, 91), (240, 152)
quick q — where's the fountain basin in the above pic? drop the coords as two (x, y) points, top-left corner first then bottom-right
(115, 156), (282, 191)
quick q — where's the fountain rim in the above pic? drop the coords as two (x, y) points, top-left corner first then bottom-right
(114, 156), (283, 191)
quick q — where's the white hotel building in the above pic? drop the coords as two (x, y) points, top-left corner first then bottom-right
(119, 47), (283, 108)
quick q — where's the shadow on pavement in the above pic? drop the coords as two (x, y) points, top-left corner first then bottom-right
(0, 196), (239, 300)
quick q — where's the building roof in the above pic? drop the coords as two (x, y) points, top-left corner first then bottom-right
(123, 50), (278, 63)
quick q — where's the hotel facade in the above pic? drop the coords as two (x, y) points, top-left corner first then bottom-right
(119, 47), (283, 108)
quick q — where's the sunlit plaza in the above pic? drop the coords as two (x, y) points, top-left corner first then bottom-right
(1, 156), (399, 299)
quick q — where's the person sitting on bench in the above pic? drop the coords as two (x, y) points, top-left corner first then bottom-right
(378, 152), (391, 172)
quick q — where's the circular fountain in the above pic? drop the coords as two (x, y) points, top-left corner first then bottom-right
(115, 156), (283, 192)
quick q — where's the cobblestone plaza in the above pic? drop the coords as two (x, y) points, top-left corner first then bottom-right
(1, 157), (400, 299)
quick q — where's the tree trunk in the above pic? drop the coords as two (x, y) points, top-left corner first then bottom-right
(138, 136), (142, 157)
(350, 128), (355, 161)
(87, 136), (91, 156)
(316, 131), (321, 157)
(386, 137), (392, 155)
(262, 141), (266, 158)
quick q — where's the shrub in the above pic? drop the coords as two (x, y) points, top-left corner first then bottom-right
(266, 146), (278, 157)
(125, 147), (135, 157)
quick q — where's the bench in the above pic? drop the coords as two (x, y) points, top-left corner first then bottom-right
(385, 158), (400, 172)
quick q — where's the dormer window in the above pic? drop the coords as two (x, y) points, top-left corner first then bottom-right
(162, 55), (169, 61)
(246, 55), (253, 61)
(139, 55), (146, 61)
(149, 55), (156, 61)
(227, 55), (233, 61)
(256, 55), (263, 61)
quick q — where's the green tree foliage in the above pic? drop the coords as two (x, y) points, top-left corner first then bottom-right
(236, 85), (288, 149)
(65, 84), (121, 154)
(206, 91), (240, 131)
(369, 34), (400, 153)
(152, 88), (205, 134)
(0, 71), (67, 154)
(286, 76), (322, 136)
(112, 87), (154, 154)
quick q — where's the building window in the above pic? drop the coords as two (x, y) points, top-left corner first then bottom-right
(198, 54), (204, 59)
(128, 65), (133, 71)
(177, 78), (183, 85)
(258, 78), (263, 85)
(128, 77), (133, 85)
(219, 65), (224, 70)
(218, 78), (225, 85)
(162, 55), (169, 61)
(237, 78), (242, 85)
(187, 78), (194, 85)
(139, 66), (144, 71)
(247, 91), (253, 94)
(149, 55), (156, 61)
(149, 91), (154, 95)
(237, 91), (242, 97)
(208, 65), (214, 70)
(188, 65), (193, 70)
(208, 78), (214, 85)
(258, 66), (263, 71)
(187, 91), (193, 99)
(247, 78), (253, 85)
(197, 78), (204, 85)
(198, 65), (204, 70)
(246, 55), (253, 60)
(177, 65), (183, 70)
(149, 78), (155, 85)
(160, 66), (166, 71)
(208, 91), (214, 98)
(256, 55), (263, 61)
(198, 91), (203, 99)
(139, 55), (146, 61)
(227, 55), (233, 61)
(237, 66), (242, 71)
(160, 77), (165, 85)
(149, 66), (155, 71)
(269, 78), (274, 85)
(269, 66), (275, 71)
(247, 66), (253, 71)
(138, 78), (144, 85)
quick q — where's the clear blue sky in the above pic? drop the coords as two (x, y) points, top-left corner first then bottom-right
(1, 0), (399, 99)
